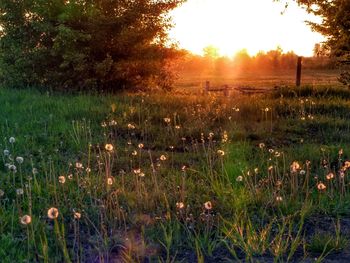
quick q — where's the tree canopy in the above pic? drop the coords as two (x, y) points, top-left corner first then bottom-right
(0, 0), (184, 92)
(289, 0), (350, 85)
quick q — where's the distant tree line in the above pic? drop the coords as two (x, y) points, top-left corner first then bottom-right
(177, 47), (336, 76)
(0, 0), (184, 92)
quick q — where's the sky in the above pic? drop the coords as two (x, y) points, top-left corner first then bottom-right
(169, 0), (325, 57)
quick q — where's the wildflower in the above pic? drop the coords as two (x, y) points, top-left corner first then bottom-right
(74, 212), (81, 220)
(86, 167), (91, 173)
(58, 176), (66, 184)
(259, 143), (265, 149)
(0, 189), (4, 197)
(300, 170), (306, 175)
(75, 162), (83, 169)
(264, 107), (270, 112)
(163, 117), (171, 124)
(132, 150), (137, 156)
(32, 168), (38, 175)
(47, 207), (59, 219)
(16, 188), (24, 195)
(236, 176), (243, 182)
(15, 156), (24, 164)
(20, 215), (32, 225)
(107, 177), (114, 185)
(254, 168), (259, 174)
(274, 151), (281, 157)
(217, 150), (225, 156)
(339, 148), (344, 156)
(175, 125), (181, 129)
(268, 165), (274, 172)
(68, 174), (73, 180)
(138, 143), (144, 149)
(204, 201), (213, 210)
(176, 202), (185, 209)
(181, 165), (187, 172)
(290, 161), (300, 173)
(317, 182), (326, 191)
(101, 121), (107, 127)
(139, 172), (145, 177)
(275, 196), (283, 202)
(3, 149), (9, 156)
(160, 155), (167, 161)
(326, 172), (334, 180)
(105, 144), (114, 152)
(9, 137), (15, 144)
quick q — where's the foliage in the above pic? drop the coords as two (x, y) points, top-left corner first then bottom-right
(0, 0), (183, 92)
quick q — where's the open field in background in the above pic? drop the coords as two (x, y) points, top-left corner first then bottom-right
(1, 76), (350, 262)
(174, 69), (341, 92)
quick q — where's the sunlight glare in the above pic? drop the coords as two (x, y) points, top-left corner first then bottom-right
(169, 0), (325, 57)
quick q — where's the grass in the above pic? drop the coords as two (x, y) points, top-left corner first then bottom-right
(1, 84), (350, 262)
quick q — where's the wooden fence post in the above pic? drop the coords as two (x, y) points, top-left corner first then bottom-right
(205, 81), (210, 94)
(223, 85), (229, 97)
(296, 56), (302, 87)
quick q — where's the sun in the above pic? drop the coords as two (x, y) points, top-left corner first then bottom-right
(169, 0), (325, 57)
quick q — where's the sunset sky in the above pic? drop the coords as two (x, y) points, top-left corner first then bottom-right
(169, 0), (325, 57)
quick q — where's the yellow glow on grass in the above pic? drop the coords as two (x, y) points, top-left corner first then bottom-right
(169, 0), (325, 57)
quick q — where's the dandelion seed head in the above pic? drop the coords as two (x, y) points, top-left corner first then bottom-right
(176, 202), (185, 209)
(138, 143), (144, 149)
(75, 162), (83, 169)
(160, 155), (167, 161)
(290, 161), (300, 173)
(204, 201), (213, 210)
(74, 212), (81, 219)
(9, 137), (15, 144)
(107, 177), (114, 185)
(20, 215), (31, 225)
(58, 176), (66, 184)
(217, 150), (225, 156)
(16, 188), (24, 195)
(236, 176), (243, 182)
(275, 196), (283, 202)
(326, 172), (334, 180)
(259, 143), (265, 149)
(317, 182), (326, 191)
(47, 207), (59, 219)
(127, 123), (135, 129)
(3, 149), (9, 156)
(105, 144), (114, 152)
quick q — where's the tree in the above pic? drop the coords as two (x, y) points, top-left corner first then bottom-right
(284, 0), (350, 85)
(0, 0), (184, 92)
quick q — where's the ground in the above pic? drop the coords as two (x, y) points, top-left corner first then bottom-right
(1, 70), (350, 262)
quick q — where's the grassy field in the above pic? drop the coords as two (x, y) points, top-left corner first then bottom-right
(1, 82), (350, 262)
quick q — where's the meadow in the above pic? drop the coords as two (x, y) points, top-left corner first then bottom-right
(1, 77), (350, 262)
